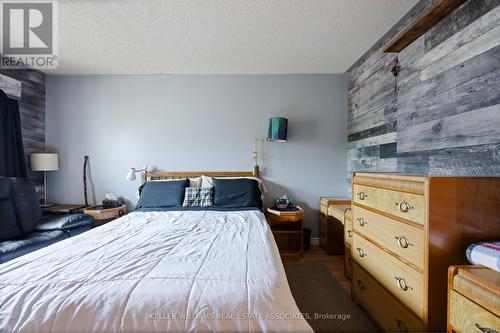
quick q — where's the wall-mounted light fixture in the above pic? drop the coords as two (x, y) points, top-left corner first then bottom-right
(125, 165), (155, 181)
(267, 117), (288, 142)
(253, 117), (288, 176)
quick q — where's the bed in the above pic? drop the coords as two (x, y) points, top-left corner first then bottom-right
(0, 171), (313, 333)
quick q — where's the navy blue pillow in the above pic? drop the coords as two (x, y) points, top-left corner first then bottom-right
(213, 178), (263, 209)
(136, 179), (188, 208)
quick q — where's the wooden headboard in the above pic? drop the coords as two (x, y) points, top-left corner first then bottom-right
(141, 171), (257, 184)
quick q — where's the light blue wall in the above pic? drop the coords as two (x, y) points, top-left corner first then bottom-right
(46, 74), (348, 236)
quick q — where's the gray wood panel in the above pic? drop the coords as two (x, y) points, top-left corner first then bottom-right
(398, 104), (500, 153)
(0, 69), (46, 198)
(0, 74), (21, 99)
(347, 0), (500, 180)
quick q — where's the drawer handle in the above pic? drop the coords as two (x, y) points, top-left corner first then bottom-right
(357, 192), (368, 200)
(347, 230), (352, 238)
(395, 201), (414, 213)
(356, 247), (367, 258)
(394, 318), (408, 332)
(357, 217), (367, 227)
(395, 235), (413, 248)
(357, 279), (366, 290)
(395, 276), (413, 291)
(475, 323), (498, 333)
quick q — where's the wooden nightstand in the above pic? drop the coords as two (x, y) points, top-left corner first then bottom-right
(266, 206), (304, 260)
(83, 205), (128, 227)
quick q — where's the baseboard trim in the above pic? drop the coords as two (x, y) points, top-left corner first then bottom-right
(310, 237), (320, 246)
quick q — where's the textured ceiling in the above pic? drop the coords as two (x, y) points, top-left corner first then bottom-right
(48, 0), (418, 74)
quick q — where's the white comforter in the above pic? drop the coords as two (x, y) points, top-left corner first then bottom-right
(0, 210), (312, 333)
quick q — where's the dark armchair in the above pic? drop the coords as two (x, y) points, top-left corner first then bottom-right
(0, 177), (94, 264)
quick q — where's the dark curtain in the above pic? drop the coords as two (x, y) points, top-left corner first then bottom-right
(0, 89), (27, 177)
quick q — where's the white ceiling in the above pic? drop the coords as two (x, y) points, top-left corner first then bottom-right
(49, 0), (418, 75)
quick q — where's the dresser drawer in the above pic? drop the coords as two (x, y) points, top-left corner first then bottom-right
(353, 184), (425, 225)
(353, 233), (424, 318)
(450, 290), (500, 333)
(353, 205), (424, 270)
(352, 263), (424, 332)
(344, 209), (353, 247)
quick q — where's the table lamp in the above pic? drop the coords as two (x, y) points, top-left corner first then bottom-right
(30, 153), (59, 207)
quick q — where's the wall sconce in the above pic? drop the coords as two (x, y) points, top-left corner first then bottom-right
(253, 117), (288, 176)
(125, 165), (155, 181)
(267, 117), (288, 142)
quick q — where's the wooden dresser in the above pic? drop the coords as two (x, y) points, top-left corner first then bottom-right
(448, 265), (499, 333)
(351, 173), (500, 332)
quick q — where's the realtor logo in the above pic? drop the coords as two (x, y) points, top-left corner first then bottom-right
(0, 0), (58, 69)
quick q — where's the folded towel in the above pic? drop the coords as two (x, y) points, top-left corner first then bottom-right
(466, 241), (500, 272)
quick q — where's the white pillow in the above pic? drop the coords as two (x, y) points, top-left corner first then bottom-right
(189, 177), (202, 188)
(201, 175), (214, 188)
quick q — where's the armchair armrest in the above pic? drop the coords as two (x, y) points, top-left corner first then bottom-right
(35, 214), (94, 231)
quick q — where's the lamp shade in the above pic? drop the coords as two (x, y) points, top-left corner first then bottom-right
(125, 168), (137, 181)
(267, 117), (288, 142)
(30, 153), (59, 171)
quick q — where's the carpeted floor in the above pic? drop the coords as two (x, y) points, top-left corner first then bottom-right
(284, 261), (379, 333)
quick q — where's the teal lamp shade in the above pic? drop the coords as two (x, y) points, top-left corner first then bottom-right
(267, 117), (288, 142)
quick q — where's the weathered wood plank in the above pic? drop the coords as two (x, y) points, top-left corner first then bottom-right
(413, 4), (500, 73)
(383, 0), (467, 53)
(348, 121), (397, 142)
(349, 66), (396, 114)
(398, 34), (426, 72)
(380, 142), (398, 159)
(397, 151), (431, 175)
(349, 155), (398, 173)
(419, 22), (500, 81)
(347, 144), (398, 173)
(349, 51), (397, 89)
(347, 132), (397, 150)
(398, 143), (500, 176)
(0, 74), (22, 99)
(349, 88), (396, 122)
(428, 143), (500, 175)
(425, 0), (500, 51)
(348, 102), (396, 135)
(398, 68), (500, 130)
(398, 44), (500, 103)
(398, 104), (500, 153)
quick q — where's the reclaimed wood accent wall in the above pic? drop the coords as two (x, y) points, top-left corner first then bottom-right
(347, 0), (500, 181)
(0, 69), (46, 196)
